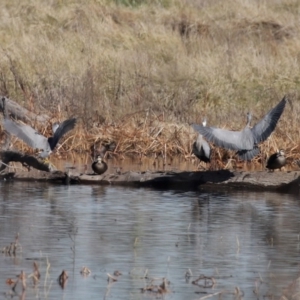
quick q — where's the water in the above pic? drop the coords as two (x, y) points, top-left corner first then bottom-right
(0, 182), (299, 300)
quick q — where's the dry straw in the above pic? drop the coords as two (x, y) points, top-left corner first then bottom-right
(0, 0), (299, 165)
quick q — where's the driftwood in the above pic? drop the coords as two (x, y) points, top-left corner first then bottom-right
(0, 96), (50, 124)
(0, 150), (52, 172)
(74, 169), (300, 193)
(0, 152), (299, 193)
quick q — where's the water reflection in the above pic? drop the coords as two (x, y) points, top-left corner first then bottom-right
(50, 153), (300, 174)
(50, 154), (199, 175)
(0, 182), (299, 299)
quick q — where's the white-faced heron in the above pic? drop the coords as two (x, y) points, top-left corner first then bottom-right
(192, 96), (287, 161)
(2, 98), (77, 158)
(192, 118), (211, 163)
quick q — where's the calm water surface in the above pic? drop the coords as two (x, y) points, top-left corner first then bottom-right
(0, 182), (299, 299)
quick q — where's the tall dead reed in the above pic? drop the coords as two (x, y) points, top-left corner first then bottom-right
(0, 0), (299, 164)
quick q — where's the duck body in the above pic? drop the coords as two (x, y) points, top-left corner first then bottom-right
(266, 149), (286, 171)
(92, 156), (108, 175)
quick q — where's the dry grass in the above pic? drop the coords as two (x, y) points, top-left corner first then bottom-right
(0, 0), (300, 163)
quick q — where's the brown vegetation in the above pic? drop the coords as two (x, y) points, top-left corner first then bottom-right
(141, 277), (170, 295)
(0, 0), (300, 165)
(1, 233), (21, 256)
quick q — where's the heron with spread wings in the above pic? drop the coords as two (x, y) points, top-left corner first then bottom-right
(192, 96), (287, 161)
(2, 98), (76, 159)
(192, 118), (211, 166)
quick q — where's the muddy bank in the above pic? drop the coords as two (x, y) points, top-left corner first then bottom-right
(1, 150), (299, 193)
(1, 167), (299, 194)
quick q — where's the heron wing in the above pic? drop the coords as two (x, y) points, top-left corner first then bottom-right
(201, 139), (211, 162)
(192, 135), (211, 162)
(237, 146), (260, 161)
(192, 124), (254, 151)
(251, 96), (287, 143)
(50, 118), (77, 149)
(3, 119), (48, 149)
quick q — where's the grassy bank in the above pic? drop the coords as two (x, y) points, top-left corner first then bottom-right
(0, 0), (299, 163)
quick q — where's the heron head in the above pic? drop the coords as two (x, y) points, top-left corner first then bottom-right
(202, 118), (207, 127)
(278, 149), (285, 156)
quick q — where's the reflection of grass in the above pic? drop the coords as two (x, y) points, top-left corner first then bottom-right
(1, 0), (300, 162)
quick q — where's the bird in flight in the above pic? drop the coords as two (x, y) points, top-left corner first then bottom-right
(192, 96), (287, 161)
(2, 98), (76, 159)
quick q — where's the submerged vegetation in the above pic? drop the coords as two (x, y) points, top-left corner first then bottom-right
(0, 0), (300, 163)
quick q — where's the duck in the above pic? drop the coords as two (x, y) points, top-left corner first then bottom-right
(266, 149), (286, 171)
(92, 155), (108, 175)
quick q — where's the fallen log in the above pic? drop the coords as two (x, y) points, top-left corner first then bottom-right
(0, 162), (299, 193)
(0, 150), (52, 172)
(76, 169), (300, 193)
